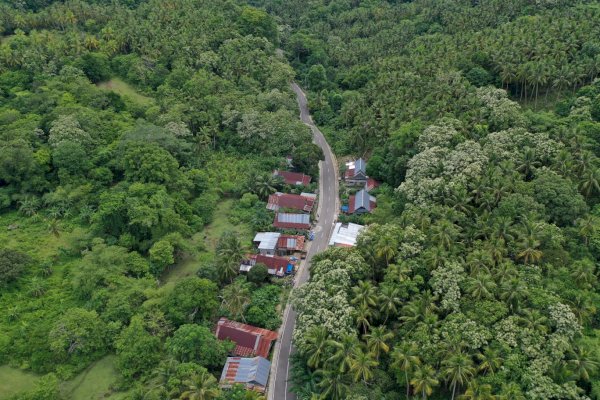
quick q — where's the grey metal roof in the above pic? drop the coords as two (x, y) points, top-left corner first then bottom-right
(355, 189), (371, 211)
(220, 357), (271, 387)
(254, 232), (281, 250)
(277, 213), (310, 224)
(329, 223), (364, 246)
(355, 158), (366, 174)
(286, 238), (297, 248)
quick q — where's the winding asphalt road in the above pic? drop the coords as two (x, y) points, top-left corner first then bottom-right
(267, 83), (339, 400)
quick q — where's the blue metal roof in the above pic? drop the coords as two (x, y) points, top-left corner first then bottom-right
(355, 158), (366, 174)
(355, 189), (371, 211)
(277, 213), (310, 224)
(220, 357), (271, 387)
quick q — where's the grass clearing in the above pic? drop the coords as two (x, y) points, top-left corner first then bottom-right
(0, 366), (40, 400)
(204, 199), (253, 250)
(161, 198), (252, 288)
(97, 78), (154, 106)
(61, 355), (127, 400)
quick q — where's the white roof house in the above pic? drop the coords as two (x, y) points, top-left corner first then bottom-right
(253, 232), (281, 255)
(328, 223), (365, 247)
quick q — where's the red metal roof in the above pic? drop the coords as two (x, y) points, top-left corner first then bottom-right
(273, 170), (311, 186)
(215, 318), (278, 359)
(277, 235), (305, 251)
(366, 177), (380, 191)
(267, 193), (315, 212)
(255, 254), (289, 269)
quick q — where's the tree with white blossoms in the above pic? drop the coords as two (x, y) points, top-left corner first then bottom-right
(430, 262), (465, 313)
(48, 115), (92, 148)
(475, 86), (527, 131)
(292, 280), (355, 353)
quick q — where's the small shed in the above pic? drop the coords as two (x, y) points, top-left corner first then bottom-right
(220, 356), (271, 393)
(273, 212), (311, 230)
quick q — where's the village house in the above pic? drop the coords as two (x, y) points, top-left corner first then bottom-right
(215, 317), (278, 358)
(267, 192), (315, 213)
(273, 169), (312, 186)
(347, 188), (377, 214)
(344, 158), (368, 185)
(273, 212), (311, 230)
(240, 253), (294, 276)
(329, 222), (365, 247)
(220, 356), (271, 393)
(252, 232), (306, 256)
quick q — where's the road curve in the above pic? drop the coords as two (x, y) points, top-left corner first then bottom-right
(268, 83), (339, 400)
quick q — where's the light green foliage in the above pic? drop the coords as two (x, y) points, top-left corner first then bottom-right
(165, 324), (232, 370)
(48, 308), (107, 362)
(149, 240), (175, 274)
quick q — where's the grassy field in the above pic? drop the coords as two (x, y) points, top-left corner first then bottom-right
(161, 199), (253, 288)
(203, 199), (253, 250)
(61, 356), (128, 400)
(97, 78), (154, 106)
(0, 366), (40, 400)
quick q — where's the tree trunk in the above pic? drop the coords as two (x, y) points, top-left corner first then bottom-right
(451, 382), (456, 400)
(406, 371), (410, 399)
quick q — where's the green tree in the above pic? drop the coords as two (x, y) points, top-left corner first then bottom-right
(179, 368), (221, 400)
(48, 308), (107, 361)
(166, 324), (231, 369)
(391, 342), (422, 399)
(115, 315), (162, 380)
(149, 239), (175, 275)
(0, 248), (30, 284)
(164, 277), (219, 326)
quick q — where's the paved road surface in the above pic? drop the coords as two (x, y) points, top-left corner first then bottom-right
(268, 83), (339, 400)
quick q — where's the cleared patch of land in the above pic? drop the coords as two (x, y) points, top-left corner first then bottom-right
(61, 355), (127, 400)
(0, 366), (39, 400)
(97, 78), (154, 106)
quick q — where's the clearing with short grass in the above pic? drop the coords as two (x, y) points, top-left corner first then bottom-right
(97, 78), (154, 106)
(0, 366), (39, 400)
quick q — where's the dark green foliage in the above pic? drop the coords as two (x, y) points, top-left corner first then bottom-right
(115, 315), (162, 380)
(0, 248), (31, 284)
(244, 284), (281, 330)
(163, 277), (219, 327)
(247, 263), (268, 284)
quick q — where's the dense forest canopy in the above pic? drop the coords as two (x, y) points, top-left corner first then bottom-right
(245, 0), (600, 399)
(0, 0), (321, 399)
(3, 0), (600, 399)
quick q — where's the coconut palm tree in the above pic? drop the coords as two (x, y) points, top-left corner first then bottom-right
(348, 347), (378, 383)
(391, 342), (422, 399)
(567, 345), (599, 382)
(315, 368), (349, 400)
(304, 326), (329, 369)
(458, 380), (495, 400)
(363, 326), (393, 361)
(179, 369), (221, 400)
(467, 273), (496, 300)
(443, 352), (475, 400)
(516, 234), (542, 264)
(378, 285), (402, 323)
(351, 280), (378, 309)
(579, 168), (600, 198)
(354, 303), (374, 335)
(497, 382), (525, 400)
(476, 346), (503, 375)
(411, 364), (439, 400)
(325, 334), (358, 373)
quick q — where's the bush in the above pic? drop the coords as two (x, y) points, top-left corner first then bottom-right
(0, 248), (31, 284)
(247, 263), (268, 284)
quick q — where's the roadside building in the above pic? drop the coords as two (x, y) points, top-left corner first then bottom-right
(273, 212), (311, 230)
(215, 317), (278, 358)
(253, 232), (281, 255)
(344, 158), (368, 185)
(267, 192), (315, 213)
(347, 189), (377, 214)
(276, 234), (305, 255)
(220, 356), (271, 393)
(239, 254), (293, 276)
(329, 222), (365, 247)
(273, 170), (312, 186)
